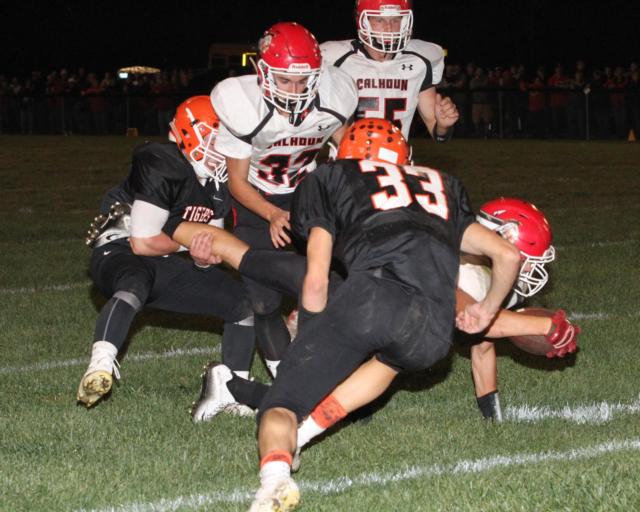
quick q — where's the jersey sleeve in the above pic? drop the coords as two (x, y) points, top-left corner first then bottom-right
(210, 76), (259, 158)
(410, 40), (445, 89)
(323, 65), (359, 122)
(213, 123), (253, 159)
(291, 167), (336, 241)
(449, 176), (475, 244)
(129, 145), (182, 210)
(320, 40), (355, 66)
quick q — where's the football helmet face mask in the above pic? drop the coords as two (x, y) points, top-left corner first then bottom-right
(169, 96), (227, 185)
(337, 118), (410, 165)
(256, 22), (322, 124)
(477, 197), (555, 297)
(356, 0), (413, 54)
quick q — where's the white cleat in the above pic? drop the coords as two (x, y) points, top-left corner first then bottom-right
(190, 361), (254, 422)
(225, 402), (257, 418)
(248, 477), (300, 512)
(77, 341), (120, 407)
(291, 446), (302, 473)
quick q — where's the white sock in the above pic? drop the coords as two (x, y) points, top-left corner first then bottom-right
(265, 359), (280, 379)
(260, 461), (290, 487)
(296, 416), (326, 450)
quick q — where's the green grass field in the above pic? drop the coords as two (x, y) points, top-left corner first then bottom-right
(1, 136), (639, 511)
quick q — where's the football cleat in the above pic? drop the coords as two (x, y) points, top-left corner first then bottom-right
(248, 477), (300, 512)
(190, 361), (254, 422)
(545, 310), (580, 358)
(86, 202), (131, 248)
(77, 341), (120, 407)
(291, 446), (302, 473)
(225, 402), (257, 418)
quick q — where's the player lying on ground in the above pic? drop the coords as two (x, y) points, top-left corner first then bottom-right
(176, 117), (522, 510)
(77, 96), (255, 411)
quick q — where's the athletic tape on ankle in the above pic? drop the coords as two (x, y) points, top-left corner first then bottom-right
(260, 449), (293, 468)
(311, 394), (347, 429)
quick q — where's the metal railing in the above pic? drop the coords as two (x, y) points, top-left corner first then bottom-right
(1, 89), (639, 140)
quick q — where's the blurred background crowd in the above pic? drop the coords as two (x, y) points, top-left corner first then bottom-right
(1, 59), (639, 140)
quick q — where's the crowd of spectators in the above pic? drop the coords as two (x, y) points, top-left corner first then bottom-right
(1, 60), (639, 140)
(439, 60), (640, 140)
(0, 67), (214, 136)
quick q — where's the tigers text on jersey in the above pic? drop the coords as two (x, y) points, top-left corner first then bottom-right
(211, 66), (358, 195)
(320, 39), (444, 139)
(101, 142), (231, 238)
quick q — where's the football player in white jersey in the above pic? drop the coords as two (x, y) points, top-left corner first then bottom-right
(210, 21), (358, 377)
(321, 0), (458, 141)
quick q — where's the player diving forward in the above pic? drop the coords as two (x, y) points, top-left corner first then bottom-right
(173, 117), (522, 510)
(178, 120), (580, 441)
(210, 21), (358, 378)
(77, 96), (254, 409)
(321, 0), (459, 141)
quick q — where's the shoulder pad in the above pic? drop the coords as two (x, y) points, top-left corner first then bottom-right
(132, 142), (185, 181)
(320, 40), (357, 65)
(317, 65), (358, 119)
(406, 39), (445, 83)
(210, 76), (264, 138)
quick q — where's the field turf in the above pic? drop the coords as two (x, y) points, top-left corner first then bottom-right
(1, 136), (639, 511)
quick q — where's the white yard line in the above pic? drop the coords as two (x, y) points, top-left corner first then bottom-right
(75, 437), (640, 512)
(0, 346), (219, 376)
(0, 281), (91, 295)
(506, 396), (640, 424)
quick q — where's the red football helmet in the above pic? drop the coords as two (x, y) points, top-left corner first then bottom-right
(477, 197), (555, 297)
(337, 118), (410, 164)
(169, 96), (227, 184)
(355, 0), (413, 53)
(256, 22), (322, 123)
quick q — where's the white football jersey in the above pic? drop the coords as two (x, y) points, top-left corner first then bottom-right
(211, 66), (358, 195)
(458, 263), (520, 310)
(321, 39), (444, 139)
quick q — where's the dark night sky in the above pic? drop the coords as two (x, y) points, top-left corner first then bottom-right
(2, 1), (639, 75)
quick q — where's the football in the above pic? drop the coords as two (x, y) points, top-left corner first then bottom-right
(508, 307), (555, 356)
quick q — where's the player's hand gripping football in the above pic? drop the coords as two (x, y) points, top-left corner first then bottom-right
(269, 207), (291, 248)
(545, 309), (580, 358)
(456, 300), (497, 334)
(435, 93), (459, 129)
(189, 232), (222, 267)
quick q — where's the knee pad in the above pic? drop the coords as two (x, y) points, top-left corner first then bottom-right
(113, 290), (144, 312)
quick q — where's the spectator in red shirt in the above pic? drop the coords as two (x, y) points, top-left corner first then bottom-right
(606, 66), (628, 138)
(547, 64), (570, 137)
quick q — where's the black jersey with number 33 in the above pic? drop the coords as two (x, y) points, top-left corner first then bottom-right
(291, 158), (475, 295)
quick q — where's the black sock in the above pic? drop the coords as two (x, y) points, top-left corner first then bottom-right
(254, 309), (290, 361)
(221, 322), (255, 373)
(227, 376), (270, 409)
